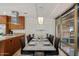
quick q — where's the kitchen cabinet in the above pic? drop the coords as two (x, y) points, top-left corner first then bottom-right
(0, 41), (4, 56)
(12, 36), (21, 53)
(0, 35), (25, 56)
(0, 15), (25, 30)
(0, 15), (9, 24)
(20, 35), (25, 49)
(4, 39), (13, 56)
(9, 16), (25, 29)
(0, 15), (9, 34)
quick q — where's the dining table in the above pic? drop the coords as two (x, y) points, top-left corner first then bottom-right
(23, 38), (56, 51)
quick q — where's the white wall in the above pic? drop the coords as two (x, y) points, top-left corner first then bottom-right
(25, 16), (55, 37)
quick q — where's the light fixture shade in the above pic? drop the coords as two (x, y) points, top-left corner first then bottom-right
(38, 17), (43, 24)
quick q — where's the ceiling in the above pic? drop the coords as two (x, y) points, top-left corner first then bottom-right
(0, 3), (74, 19)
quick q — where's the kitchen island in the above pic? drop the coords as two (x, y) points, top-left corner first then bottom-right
(0, 33), (25, 56)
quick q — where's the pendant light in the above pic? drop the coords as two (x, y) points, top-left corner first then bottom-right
(35, 4), (44, 25)
(38, 17), (43, 24)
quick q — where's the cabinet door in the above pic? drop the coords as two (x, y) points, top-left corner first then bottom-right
(9, 16), (25, 29)
(19, 16), (25, 29)
(0, 41), (4, 56)
(4, 38), (20, 56)
(0, 16), (7, 24)
(11, 37), (21, 55)
(15, 37), (21, 50)
(20, 35), (25, 49)
(11, 38), (17, 54)
(4, 40), (12, 56)
(0, 16), (9, 34)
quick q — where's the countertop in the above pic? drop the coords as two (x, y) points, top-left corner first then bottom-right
(0, 33), (25, 41)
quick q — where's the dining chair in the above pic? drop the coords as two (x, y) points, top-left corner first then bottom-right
(48, 35), (54, 45)
(46, 34), (49, 39)
(54, 38), (60, 55)
(44, 38), (60, 56)
(51, 35), (54, 45)
(27, 35), (29, 43)
(31, 34), (35, 39)
(27, 34), (33, 43)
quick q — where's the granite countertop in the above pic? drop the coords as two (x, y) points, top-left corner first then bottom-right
(0, 33), (25, 41)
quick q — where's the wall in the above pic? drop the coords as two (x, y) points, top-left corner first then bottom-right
(25, 16), (55, 37)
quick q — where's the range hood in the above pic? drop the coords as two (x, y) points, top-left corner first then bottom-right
(11, 11), (19, 24)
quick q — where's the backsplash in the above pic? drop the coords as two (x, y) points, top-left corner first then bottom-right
(12, 29), (25, 33)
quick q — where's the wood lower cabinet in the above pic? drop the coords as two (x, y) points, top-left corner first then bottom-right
(20, 35), (25, 49)
(4, 39), (12, 56)
(0, 35), (25, 56)
(0, 41), (4, 56)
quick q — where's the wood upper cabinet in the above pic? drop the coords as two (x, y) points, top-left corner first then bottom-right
(0, 15), (9, 24)
(0, 15), (25, 30)
(9, 16), (25, 29)
(0, 15), (9, 34)
(19, 16), (25, 29)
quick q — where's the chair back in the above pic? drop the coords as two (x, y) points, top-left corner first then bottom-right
(48, 35), (54, 45)
(51, 35), (54, 41)
(54, 38), (60, 50)
(32, 34), (35, 39)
